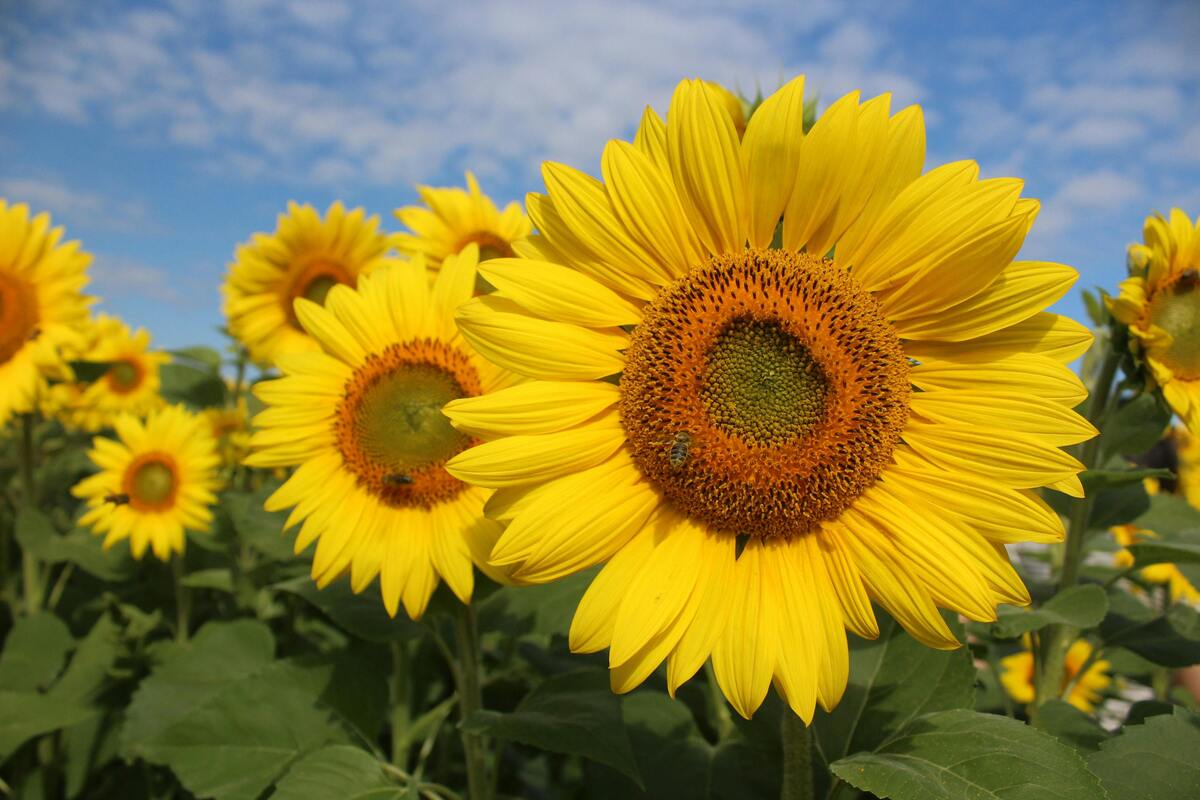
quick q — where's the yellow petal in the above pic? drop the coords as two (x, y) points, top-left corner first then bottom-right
(570, 524), (658, 653)
(443, 380), (620, 438)
(741, 75), (806, 248)
(910, 353), (1088, 406)
(906, 312), (1094, 364)
(910, 390), (1096, 447)
(711, 540), (777, 719)
(903, 419), (1084, 490)
(479, 257), (643, 327)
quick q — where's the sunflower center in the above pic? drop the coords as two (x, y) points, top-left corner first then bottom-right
(619, 249), (910, 540)
(286, 258), (353, 328)
(123, 454), (178, 511)
(0, 269), (39, 366)
(336, 339), (482, 508)
(458, 232), (514, 262)
(106, 359), (144, 393)
(1149, 273), (1200, 379)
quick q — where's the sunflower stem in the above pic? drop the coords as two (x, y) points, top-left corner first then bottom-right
(1033, 338), (1121, 712)
(452, 603), (490, 800)
(780, 709), (814, 800)
(391, 640), (413, 770)
(171, 556), (190, 643)
(18, 414), (43, 615)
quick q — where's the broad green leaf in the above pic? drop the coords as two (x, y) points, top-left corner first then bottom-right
(1132, 493), (1200, 536)
(54, 528), (136, 581)
(1087, 708), (1200, 799)
(14, 506), (57, 559)
(1100, 601), (1200, 667)
(169, 346), (223, 371)
(1032, 699), (1108, 753)
(1101, 392), (1172, 459)
(1086, 479), (1151, 529)
(122, 620), (276, 753)
(0, 612), (73, 692)
(159, 362), (227, 408)
(1126, 540), (1200, 566)
(814, 613), (975, 765)
(830, 709), (1103, 800)
(223, 486), (301, 563)
(51, 613), (122, 703)
(272, 745), (401, 800)
(1082, 467), (1174, 492)
(277, 577), (423, 642)
(709, 694), (783, 800)
(477, 569), (595, 640)
(67, 360), (116, 383)
(585, 692), (712, 799)
(991, 585), (1109, 639)
(180, 568), (235, 592)
(463, 669), (640, 785)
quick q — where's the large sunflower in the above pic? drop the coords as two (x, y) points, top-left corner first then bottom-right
(392, 172), (531, 268)
(223, 202), (390, 365)
(445, 77), (1095, 720)
(73, 405), (221, 561)
(244, 247), (520, 619)
(1110, 208), (1200, 430)
(48, 314), (169, 432)
(0, 200), (93, 428)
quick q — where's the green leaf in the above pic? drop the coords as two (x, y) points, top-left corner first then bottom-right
(477, 569), (595, 640)
(169, 346), (223, 371)
(1101, 392), (1172, 459)
(180, 568), (235, 592)
(0, 612), (73, 692)
(1126, 540), (1200, 566)
(14, 506), (57, 559)
(272, 745), (400, 800)
(55, 528), (136, 581)
(1087, 478), (1152, 529)
(463, 669), (640, 785)
(991, 585), (1110, 639)
(67, 360), (115, 383)
(223, 486), (301, 563)
(1100, 602), (1200, 667)
(1082, 467), (1174, 492)
(830, 709), (1104, 800)
(584, 692), (712, 799)
(277, 577), (424, 643)
(159, 362), (227, 408)
(1032, 699), (1109, 753)
(1133, 492), (1200, 536)
(1087, 708), (1200, 799)
(815, 613), (976, 766)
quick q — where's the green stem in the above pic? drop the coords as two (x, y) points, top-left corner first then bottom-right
(1033, 340), (1121, 711)
(229, 349), (248, 406)
(172, 556), (190, 643)
(452, 604), (490, 800)
(780, 709), (813, 800)
(391, 640), (413, 770)
(18, 414), (42, 615)
(705, 660), (735, 741)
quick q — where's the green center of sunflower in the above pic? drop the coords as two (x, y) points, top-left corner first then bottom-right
(107, 359), (142, 392)
(0, 268), (39, 366)
(354, 365), (472, 472)
(703, 319), (829, 444)
(336, 340), (483, 508)
(302, 275), (340, 306)
(1149, 274), (1200, 379)
(130, 460), (175, 503)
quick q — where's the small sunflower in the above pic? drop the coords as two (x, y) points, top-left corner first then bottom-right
(223, 202), (390, 365)
(203, 397), (251, 468)
(244, 247), (521, 619)
(1000, 639), (1111, 712)
(1112, 475), (1200, 604)
(0, 200), (93, 428)
(72, 405), (221, 561)
(392, 172), (531, 269)
(49, 314), (168, 432)
(446, 77), (1095, 720)
(1109, 208), (1200, 430)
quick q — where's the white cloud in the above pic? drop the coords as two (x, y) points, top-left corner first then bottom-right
(91, 256), (186, 305)
(0, 177), (151, 233)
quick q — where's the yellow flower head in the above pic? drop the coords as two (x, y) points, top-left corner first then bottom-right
(1109, 209), (1200, 430)
(446, 76), (1096, 721)
(1000, 639), (1111, 713)
(1112, 473), (1200, 604)
(203, 397), (252, 468)
(72, 405), (221, 561)
(47, 314), (169, 432)
(222, 201), (390, 366)
(392, 172), (531, 269)
(245, 247), (522, 619)
(0, 200), (94, 427)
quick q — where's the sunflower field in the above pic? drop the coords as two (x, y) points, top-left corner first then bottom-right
(3, 74), (1200, 800)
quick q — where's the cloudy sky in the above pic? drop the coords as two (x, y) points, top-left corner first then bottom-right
(2, 0), (1197, 350)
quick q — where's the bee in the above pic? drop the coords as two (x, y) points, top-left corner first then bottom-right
(383, 473), (414, 486)
(668, 432), (692, 469)
(103, 493), (130, 505)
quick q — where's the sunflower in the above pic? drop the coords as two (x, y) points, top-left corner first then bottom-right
(49, 314), (168, 432)
(444, 76), (1095, 720)
(1109, 209), (1200, 430)
(244, 247), (521, 619)
(222, 202), (390, 365)
(72, 405), (221, 561)
(203, 397), (251, 468)
(0, 200), (93, 428)
(1000, 639), (1111, 713)
(1112, 475), (1200, 604)
(392, 172), (531, 269)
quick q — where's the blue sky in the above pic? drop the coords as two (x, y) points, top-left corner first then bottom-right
(2, 0), (1198, 351)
